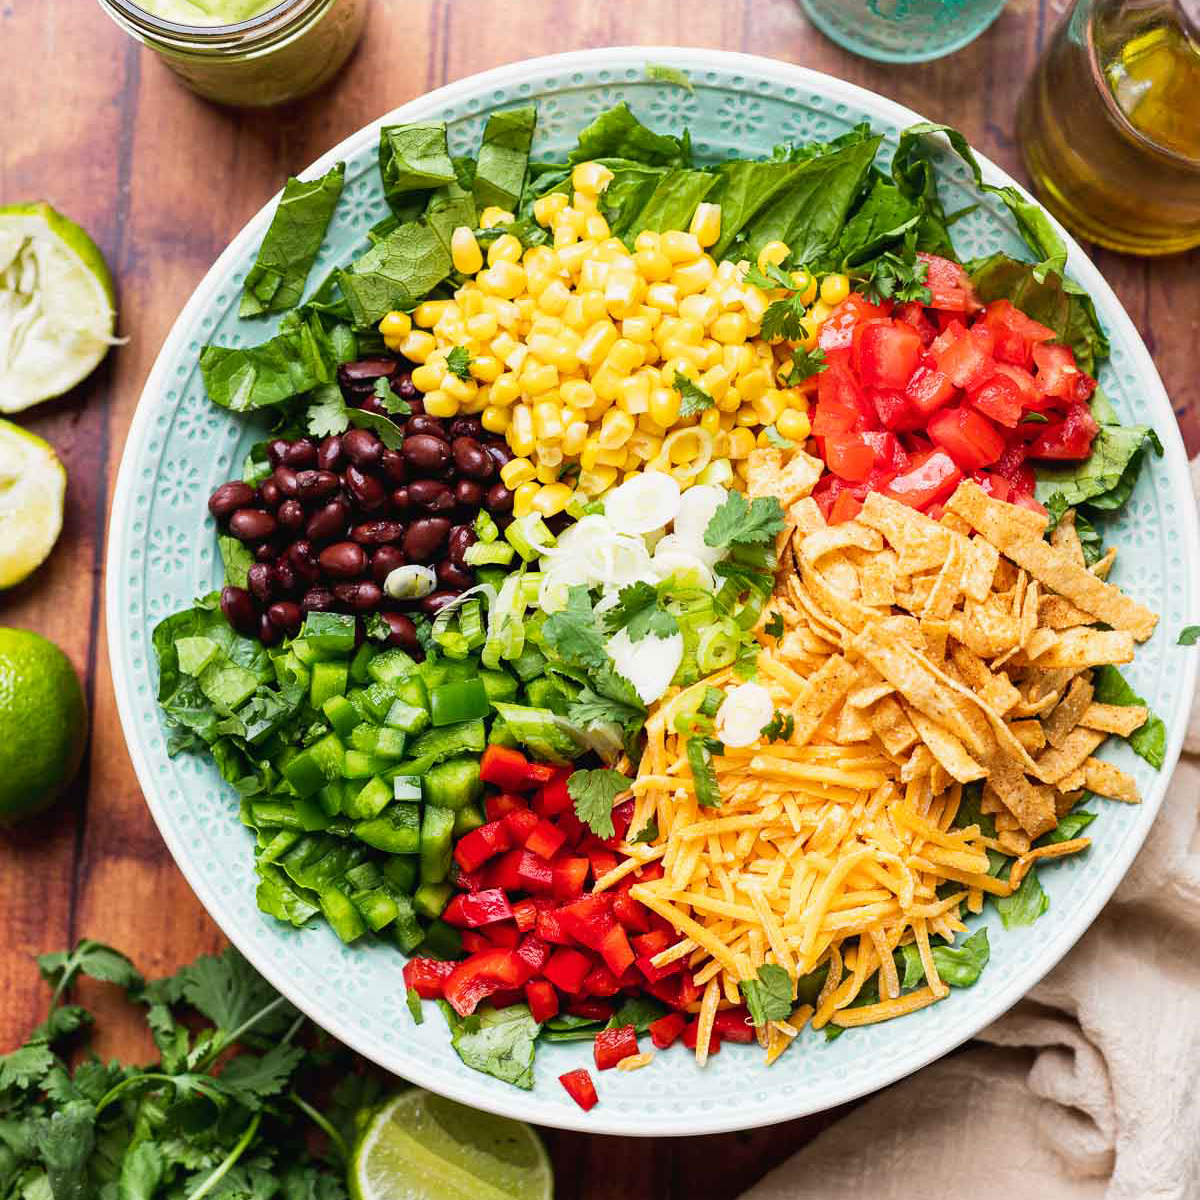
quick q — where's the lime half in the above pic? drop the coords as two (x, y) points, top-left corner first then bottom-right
(0, 419), (66, 588)
(0, 202), (117, 412)
(350, 1090), (553, 1200)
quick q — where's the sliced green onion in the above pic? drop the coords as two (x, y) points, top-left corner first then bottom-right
(458, 600), (486, 649)
(473, 510), (500, 544)
(464, 540), (516, 567)
(482, 572), (526, 670)
(697, 619), (740, 673)
(686, 736), (722, 808)
(700, 687), (725, 718)
(506, 513), (556, 562)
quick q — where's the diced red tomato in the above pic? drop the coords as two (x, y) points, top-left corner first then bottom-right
(904, 360), (957, 416)
(594, 1025), (639, 1070)
(712, 1007), (757, 1044)
(402, 958), (455, 999)
(927, 406), (1006, 470)
(559, 1068), (598, 1111)
(649, 1012), (688, 1049)
(453, 819), (512, 873)
(980, 299), (1055, 368)
(543, 947), (592, 994)
(893, 300), (937, 346)
(828, 488), (864, 524)
(635, 953), (681, 984)
(632, 929), (672, 957)
(604, 800), (635, 847)
(525, 979), (559, 1024)
(1026, 400), (1099, 460)
(586, 848), (618, 881)
(459, 931), (490, 954)
(1032, 343), (1096, 402)
(682, 1020), (721, 1054)
(872, 386), (926, 432)
(442, 888), (515, 928)
(823, 432), (877, 482)
(931, 322), (995, 390)
(818, 293), (889, 351)
(854, 319), (923, 390)
(882, 449), (963, 511)
(451, 865), (487, 893)
(967, 373), (1023, 428)
(990, 361), (1040, 405)
(552, 856), (590, 902)
(972, 471), (1011, 502)
(917, 253), (981, 313)
(442, 948), (527, 1017)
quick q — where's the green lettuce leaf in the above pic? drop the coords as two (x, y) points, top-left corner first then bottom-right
(337, 220), (452, 328)
(1093, 665), (1166, 768)
(473, 107), (537, 214)
(440, 1002), (540, 1090)
(995, 867), (1050, 929)
(378, 122), (456, 214)
(898, 927), (990, 988)
(567, 101), (689, 167)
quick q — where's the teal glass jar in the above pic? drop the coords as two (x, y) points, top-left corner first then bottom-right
(796, 0), (1007, 61)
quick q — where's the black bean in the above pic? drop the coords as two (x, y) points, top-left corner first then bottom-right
(545, 512), (573, 536)
(259, 611), (282, 647)
(282, 438), (317, 469)
(338, 358), (398, 386)
(378, 611), (418, 651)
(266, 438), (291, 467)
(305, 498), (350, 544)
(447, 523), (477, 565)
(403, 434), (452, 472)
(345, 465), (387, 511)
(437, 560), (474, 590)
(380, 448), (408, 484)
(301, 586), (336, 613)
(258, 479), (282, 510)
(267, 601), (303, 636)
(393, 371), (418, 401)
(452, 437), (493, 480)
(272, 465), (300, 498)
(220, 586), (258, 635)
(449, 417), (485, 440)
(317, 435), (344, 472)
(406, 394), (425, 416)
(208, 481), (255, 519)
(270, 558), (298, 597)
(318, 541), (367, 579)
(356, 393), (388, 416)
(403, 517), (451, 562)
(351, 520), (405, 545)
(455, 479), (484, 508)
(421, 589), (462, 616)
(246, 562), (274, 603)
(334, 581), (383, 611)
(287, 540), (320, 583)
(485, 482), (513, 514)
(342, 428), (384, 467)
(296, 469), (340, 500)
(390, 486), (411, 513)
(406, 414), (447, 439)
(483, 441), (513, 472)
(254, 542), (279, 562)
(371, 544), (407, 585)
(229, 508), (277, 541)
(277, 498), (305, 533)
(408, 479), (455, 513)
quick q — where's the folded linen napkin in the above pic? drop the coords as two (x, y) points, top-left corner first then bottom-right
(742, 464), (1200, 1200)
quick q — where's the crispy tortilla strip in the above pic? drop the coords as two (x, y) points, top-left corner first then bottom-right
(1018, 579), (1040, 649)
(920, 618), (950, 664)
(1040, 595), (1097, 630)
(906, 707), (987, 783)
(859, 557), (897, 607)
(1043, 675), (1096, 749)
(1008, 838), (1092, 891)
(788, 495), (827, 537)
(961, 536), (1000, 602)
(858, 492), (957, 574)
(953, 599), (1020, 658)
(848, 682), (893, 709)
(790, 655), (859, 746)
(1079, 702), (1149, 738)
(948, 642), (1021, 717)
(1082, 757), (1140, 804)
(800, 523), (884, 561)
(984, 758), (1057, 838)
(835, 699), (874, 744)
(922, 539), (965, 620)
(997, 828), (1032, 855)
(941, 511), (972, 536)
(1024, 628), (1135, 669)
(747, 447), (824, 508)
(1050, 509), (1086, 568)
(1034, 726), (1107, 785)
(1009, 720), (1047, 755)
(947, 482), (1157, 641)
(1056, 765), (1087, 793)
(799, 555), (876, 635)
(870, 694), (920, 756)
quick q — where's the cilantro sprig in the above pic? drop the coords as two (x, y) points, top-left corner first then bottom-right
(445, 345), (473, 381)
(760, 710), (795, 742)
(784, 345), (827, 386)
(672, 371), (715, 418)
(704, 489), (787, 549)
(567, 768), (631, 838)
(601, 581), (679, 643)
(856, 232), (931, 305)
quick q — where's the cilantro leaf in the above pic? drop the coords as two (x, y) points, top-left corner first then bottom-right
(629, 817), (659, 844)
(1179, 626), (1200, 646)
(37, 940), (143, 1006)
(672, 371), (715, 418)
(760, 710), (795, 742)
(216, 1042), (306, 1109)
(759, 292), (809, 342)
(306, 383), (405, 449)
(1021, 411), (1049, 424)
(740, 964), (793, 1026)
(567, 768), (631, 838)
(857, 231), (931, 305)
(704, 489), (787, 548)
(445, 345), (473, 381)
(173, 946), (299, 1047)
(440, 1002), (540, 1090)
(784, 346), (826, 385)
(763, 611), (784, 639)
(762, 424), (794, 449)
(542, 586), (644, 712)
(741, 261), (795, 290)
(601, 581), (680, 643)
(372, 375), (412, 415)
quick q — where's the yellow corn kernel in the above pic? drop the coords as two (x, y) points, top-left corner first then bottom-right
(711, 312), (749, 345)
(678, 293), (718, 327)
(490, 371), (520, 407)
(728, 427), (757, 460)
(409, 362), (443, 393)
(450, 229), (484, 275)
(459, 288), (485, 318)
(735, 404), (759, 427)
(503, 344), (529, 374)
(752, 389), (786, 426)
(480, 206), (515, 229)
(810, 300), (833, 326)
(716, 384), (741, 414)
(791, 270), (819, 305)
(378, 310), (412, 339)
(605, 273), (645, 319)
(512, 480), (540, 518)
(538, 279), (572, 316)
(661, 230), (703, 263)
(500, 458), (536, 489)
(579, 258), (610, 291)
(571, 160), (615, 196)
(532, 400), (564, 441)
(598, 408), (635, 449)
(776, 407), (810, 442)
(460, 389), (489, 416)
(627, 431), (664, 461)
(422, 390), (459, 418)
(820, 273), (851, 306)
(617, 372), (651, 415)
(480, 404), (511, 435)
(699, 364), (731, 402)
(574, 290), (604, 325)
(477, 261), (527, 299)
(522, 361), (560, 397)
(596, 446), (630, 468)
(508, 404), (535, 457)
(673, 255), (716, 296)
(577, 320), (619, 368)
(737, 366), (771, 404)
(535, 444), (563, 473)
(530, 482), (572, 517)
(442, 372), (478, 403)
(562, 418), (589, 457)
(699, 406), (722, 436)
(734, 459), (753, 482)
(621, 315), (654, 345)
(645, 282), (680, 313)
(553, 219), (579, 249)
(633, 248), (673, 282)
(689, 202), (722, 249)
(397, 330), (436, 363)
(756, 240), (790, 273)
(579, 442), (601, 472)
(466, 312), (499, 341)
(586, 366), (618, 405)
(577, 465), (619, 495)
(673, 317), (705, 347)
(412, 300), (448, 328)
(603, 338), (642, 375)
(533, 192), (569, 227)
(648, 386), (682, 428)
(487, 233), (523, 266)
(742, 287), (768, 325)
(584, 213), (611, 241)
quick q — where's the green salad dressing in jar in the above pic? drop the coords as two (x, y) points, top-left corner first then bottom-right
(96, 0), (367, 107)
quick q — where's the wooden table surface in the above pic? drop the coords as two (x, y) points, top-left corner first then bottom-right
(1, 1), (1196, 1194)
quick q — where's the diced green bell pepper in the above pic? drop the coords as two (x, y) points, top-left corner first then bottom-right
(373, 726), (408, 760)
(344, 861), (383, 892)
(391, 893), (425, 952)
(319, 884), (367, 943)
(343, 775), (393, 820)
(362, 681), (398, 722)
(322, 694), (361, 739)
(367, 647), (418, 686)
(453, 803), (485, 838)
(350, 886), (398, 932)
(302, 612), (357, 654)
(413, 881), (453, 921)
(349, 641), (375, 684)
(407, 718), (486, 764)
(382, 854), (419, 894)
(354, 802), (421, 853)
(419, 806), (456, 883)
(342, 749), (387, 780)
(479, 669), (519, 704)
(422, 757), (482, 810)
(429, 678), (490, 726)
(283, 732), (345, 798)
(310, 660), (349, 710)
(392, 775), (422, 802)
(384, 699), (429, 735)
(415, 916), (461, 959)
(316, 782), (345, 818)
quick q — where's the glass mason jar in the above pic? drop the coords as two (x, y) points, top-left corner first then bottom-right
(95, 0), (368, 108)
(1018, 0), (1200, 254)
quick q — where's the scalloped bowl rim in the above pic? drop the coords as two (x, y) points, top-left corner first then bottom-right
(107, 47), (1198, 1136)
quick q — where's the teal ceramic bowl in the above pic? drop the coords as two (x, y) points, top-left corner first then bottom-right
(107, 48), (1198, 1135)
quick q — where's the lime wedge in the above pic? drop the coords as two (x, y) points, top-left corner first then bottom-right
(0, 419), (66, 588)
(0, 202), (117, 412)
(350, 1089), (553, 1200)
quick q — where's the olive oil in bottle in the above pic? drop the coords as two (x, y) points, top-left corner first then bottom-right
(1018, 0), (1200, 255)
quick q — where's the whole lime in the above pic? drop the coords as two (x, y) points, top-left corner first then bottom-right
(0, 628), (87, 826)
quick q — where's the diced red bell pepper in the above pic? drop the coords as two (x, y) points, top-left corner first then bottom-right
(402, 958), (456, 999)
(1026, 400), (1099, 460)
(512, 897), (538, 933)
(649, 1011), (688, 1049)
(682, 1021), (721, 1054)
(490, 848), (555, 893)
(543, 947), (592, 994)
(554, 810), (588, 846)
(451, 865), (488, 893)
(582, 962), (622, 997)
(871, 387), (926, 432)
(854, 318), (923, 390)
(612, 892), (651, 933)
(917, 253), (982, 312)
(442, 948), (527, 1017)
(559, 1067), (598, 1111)
(636, 953), (682, 984)
(604, 799), (635, 847)
(525, 819), (567, 860)
(928, 405), (1006, 470)
(558, 895), (615, 950)
(552, 856), (590, 902)
(504, 807), (540, 844)
(487, 921), (520, 949)
(453, 819), (513, 873)
(823, 432), (877, 482)
(484, 792), (527, 821)
(1032, 343), (1096, 402)
(632, 929), (672, 958)
(459, 931), (490, 954)
(594, 1025), (639, 1070)
(442, 888), (515, 928)
(818, 293), (889, 351)
(533, 769), (573, 817)
(967, 373), (1023, 428)
(586, 848), (618, 881)
(525, 978), (559, 1024)
(515, 932), (550, 975)
(712, 1007), (757, 1044)
(598, 924), (635, 977)
(568, 998), (615, 1021)
(536, 906), (573, 945)
(635, 861), (665, 883)
(479, 745), (555, 791)
(904, 360), (957, 415)
(932, 322), (995, 390)
(882, 449), (963, 511)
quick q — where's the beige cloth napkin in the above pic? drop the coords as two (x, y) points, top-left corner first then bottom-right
(744, 464), (1200, 1200)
